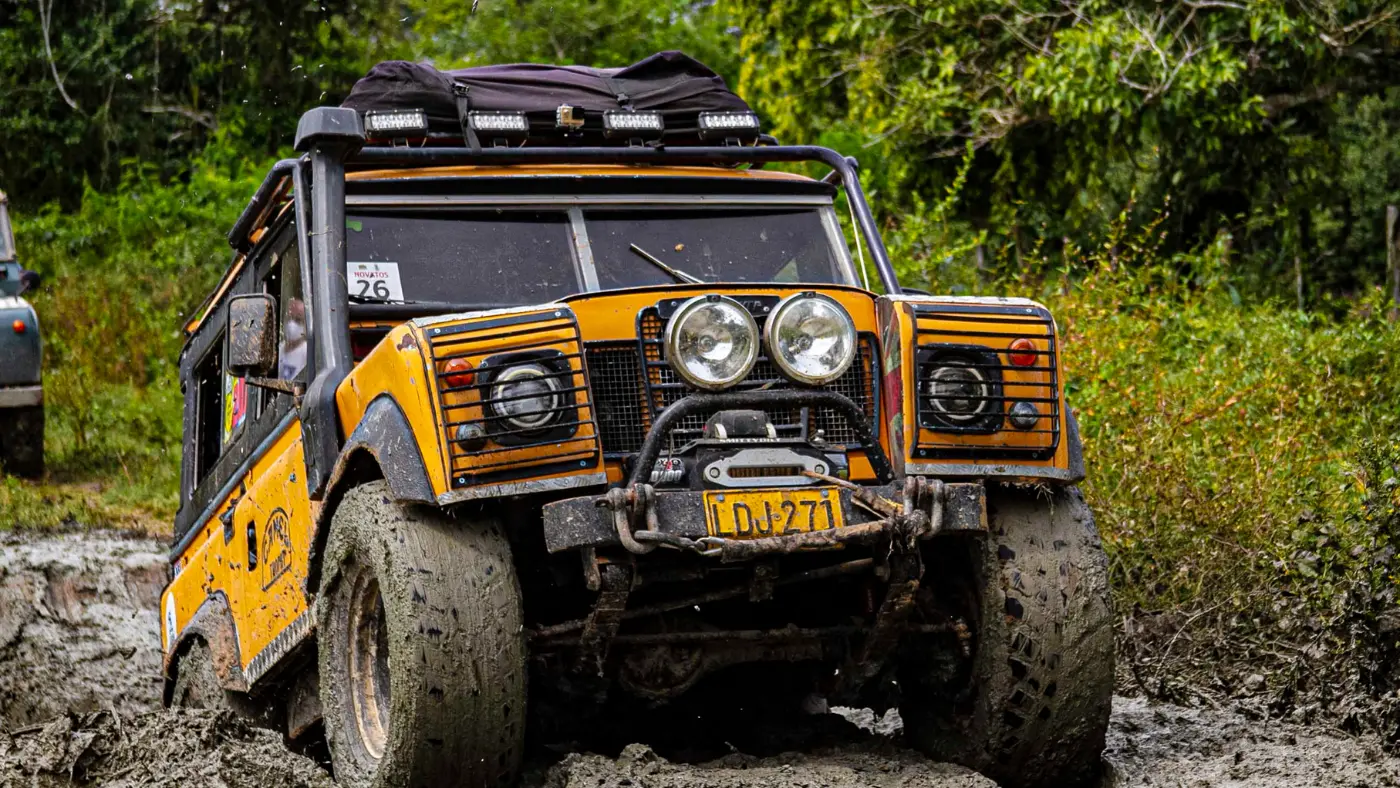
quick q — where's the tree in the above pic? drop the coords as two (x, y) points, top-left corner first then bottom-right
(0, 0), (409, 207)
(730, 0), (1400, 296)
(409, 0), (739, 83)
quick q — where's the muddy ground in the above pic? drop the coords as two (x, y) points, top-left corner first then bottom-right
(2, 531), (1398, 788)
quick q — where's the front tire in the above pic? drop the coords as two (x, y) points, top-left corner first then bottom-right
(900, 485), (1114, 788)
(318, 481), (526, 788)
(171, 641), (236, 711)
(0, 404), (44, 479)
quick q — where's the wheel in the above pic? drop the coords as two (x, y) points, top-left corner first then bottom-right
(0, 404), (44, 478)
(171, 640), (255, 713)
(317, 480), (526, 788)
(899, 484), (1114, 788)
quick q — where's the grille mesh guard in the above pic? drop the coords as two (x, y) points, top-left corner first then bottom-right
(585, 305), (880, 456)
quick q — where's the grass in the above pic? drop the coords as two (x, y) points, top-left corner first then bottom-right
(1, 147), (262, 532)
(901, 219), (1400, 726)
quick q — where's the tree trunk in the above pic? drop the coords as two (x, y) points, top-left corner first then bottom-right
(1388, 206), (1399, 320)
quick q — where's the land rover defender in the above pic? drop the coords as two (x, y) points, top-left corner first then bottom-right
(159, 53), (1112, 788)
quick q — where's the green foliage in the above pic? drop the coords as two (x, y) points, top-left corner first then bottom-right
(0, 0), (408, 207)
(972, 226), (1400, 713)
(0, 144), (267, 529)
(411, 0), (739, 80)
(730, 0), (1400, 299)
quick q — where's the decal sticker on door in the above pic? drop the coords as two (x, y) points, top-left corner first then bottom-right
(261, 508), (294, 591)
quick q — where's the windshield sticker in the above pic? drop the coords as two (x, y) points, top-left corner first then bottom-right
(348, 262), (405, 302)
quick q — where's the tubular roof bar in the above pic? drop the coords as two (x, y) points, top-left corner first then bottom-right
(349, 144), (900, 293)
(226, 158), (299, 252)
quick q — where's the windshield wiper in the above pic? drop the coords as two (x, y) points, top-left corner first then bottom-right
(349, 294), (456, 307)
(629, 244), (703, 285)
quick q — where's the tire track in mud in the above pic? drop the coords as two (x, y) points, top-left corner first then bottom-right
(2, 531), (1398, 787)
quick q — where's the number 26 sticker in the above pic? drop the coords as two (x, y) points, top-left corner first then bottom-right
(347, 262), (405, 302)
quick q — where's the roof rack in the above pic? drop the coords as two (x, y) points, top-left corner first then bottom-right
(228, 120), (898, 293)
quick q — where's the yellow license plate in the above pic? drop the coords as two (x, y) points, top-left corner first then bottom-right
(703, 488), (845, 540)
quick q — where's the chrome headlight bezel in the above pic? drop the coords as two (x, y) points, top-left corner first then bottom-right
(664, 295), (760, 391)
(477, 354), (578, 443)
(915, 345), (1005, 433)
(764, 292), (858, 386)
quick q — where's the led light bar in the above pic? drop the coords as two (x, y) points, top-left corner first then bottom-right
(698, 110), (761, 141)
(468, 111), (529, 134)
(603, 110), (664, 138)
(363, 109), (428, 136)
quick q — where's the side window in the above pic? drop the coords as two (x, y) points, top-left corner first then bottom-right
(279, 242), (307, 382)
(194, 339), (225, 483)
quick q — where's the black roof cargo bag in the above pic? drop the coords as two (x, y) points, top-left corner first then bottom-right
(341, 50), (755, 145)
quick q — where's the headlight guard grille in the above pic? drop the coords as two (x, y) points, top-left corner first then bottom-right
(426, 307), (601, 489)
(911, 301), (1060, 462)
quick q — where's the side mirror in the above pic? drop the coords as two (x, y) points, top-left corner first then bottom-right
(227, 294), (278, 378)
(18, 270), (40, 295)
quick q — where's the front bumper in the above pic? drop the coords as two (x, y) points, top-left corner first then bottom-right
(0, 385), (41, 408)
(542, 479), (987, 557)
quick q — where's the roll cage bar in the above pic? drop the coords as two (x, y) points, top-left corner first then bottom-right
(223, 106), (903, 501)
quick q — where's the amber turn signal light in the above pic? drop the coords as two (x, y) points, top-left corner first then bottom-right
(1008, 338), (1037, 366)
(442, 358), (475, 388)
(11, 320), (25, 334)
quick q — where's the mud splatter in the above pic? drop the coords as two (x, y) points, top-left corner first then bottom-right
(0, 708), (333, 787)
(4, 532), (1400, 788)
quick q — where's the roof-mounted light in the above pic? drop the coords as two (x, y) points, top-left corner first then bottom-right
(698, 111), (761, 142)
(556, 105), (586, 130)
(363, 108), (428, 136)
(603, 110), (664, 139)
(468, 111), (529, 136)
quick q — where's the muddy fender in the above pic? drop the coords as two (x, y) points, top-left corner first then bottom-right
(307, 396), (435, 594)
(332, 395), (433, 505)
(162, 592), (247, 704)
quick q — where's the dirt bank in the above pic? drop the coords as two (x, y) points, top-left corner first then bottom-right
(3, 531), (1400, 788)
(0, 532), (165, 730)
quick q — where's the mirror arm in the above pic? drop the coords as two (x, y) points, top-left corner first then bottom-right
(244, 377), (305, 398)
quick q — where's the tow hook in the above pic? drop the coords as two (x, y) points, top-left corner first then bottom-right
(601, 475), (949, 560)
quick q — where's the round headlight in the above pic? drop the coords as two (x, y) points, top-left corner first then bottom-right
(765, 293), (857, 385)
(488, 363), (563, 431)
(665, 295), (759, 390)
(927, 360), (991, 423)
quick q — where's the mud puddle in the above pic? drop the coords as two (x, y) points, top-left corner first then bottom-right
(3, 531), (1399, 787)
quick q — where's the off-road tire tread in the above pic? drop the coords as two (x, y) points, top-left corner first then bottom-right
(901, 484), (1114, 788)
(318, 480), (526, 788)
(0, 405), (44, 479)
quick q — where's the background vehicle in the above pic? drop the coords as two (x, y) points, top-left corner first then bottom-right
(158, 53), (1112, 788)
(0, 190), (44, 479)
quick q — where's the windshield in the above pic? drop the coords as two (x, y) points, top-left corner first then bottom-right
(344, 205), (853, 306)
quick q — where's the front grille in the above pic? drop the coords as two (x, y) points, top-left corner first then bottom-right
(585, 307), (880, 455)
(911, 302), (1059, 461)
(585, 344), (647, 453)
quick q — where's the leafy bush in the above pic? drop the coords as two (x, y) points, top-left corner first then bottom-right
(1, 145), (265, 529)
(893, 212), (1400, 722)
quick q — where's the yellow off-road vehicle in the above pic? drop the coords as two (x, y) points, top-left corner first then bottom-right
(160, 53), (1112, 788)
